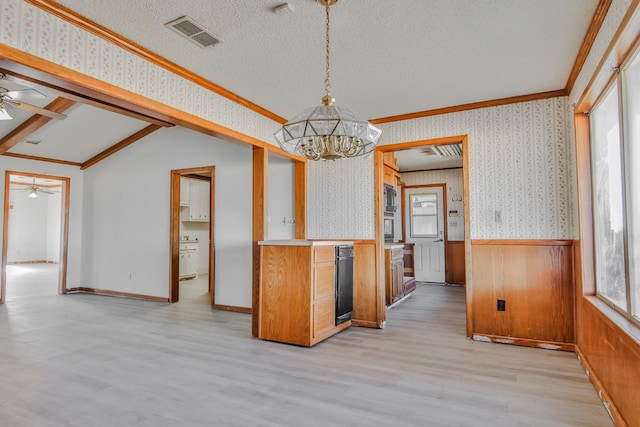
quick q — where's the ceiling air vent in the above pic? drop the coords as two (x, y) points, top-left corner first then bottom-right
(432, 143), (463, 158)
(165, 16), (222, 48)
(24, 140), (42, 145)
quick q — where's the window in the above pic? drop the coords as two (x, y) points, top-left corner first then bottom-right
(410, 193), (438, 237)
(590, 47), (640, 322)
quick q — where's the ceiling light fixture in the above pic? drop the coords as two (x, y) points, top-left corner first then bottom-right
(274, 0), (381, 161)
(27, 187), (38, 198)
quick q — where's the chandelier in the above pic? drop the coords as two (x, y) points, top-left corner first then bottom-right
(274, 0), (382, 161)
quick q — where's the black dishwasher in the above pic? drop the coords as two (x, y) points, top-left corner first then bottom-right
(335, 245), (354, 325)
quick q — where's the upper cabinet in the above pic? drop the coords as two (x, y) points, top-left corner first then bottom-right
(181, 178), (210, 222)
(383, 152), (401, 187)
(180, 177), (190, 207)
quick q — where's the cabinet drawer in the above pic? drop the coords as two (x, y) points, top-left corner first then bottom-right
(391, 248), (403, 260)
(313, 299), (335, 337)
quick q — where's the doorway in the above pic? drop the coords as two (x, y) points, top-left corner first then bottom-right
(375, 135), (472, 336)
(404, 184), (446, 283)
(1, 171), (70, 303)
(169, 166), (215, 304)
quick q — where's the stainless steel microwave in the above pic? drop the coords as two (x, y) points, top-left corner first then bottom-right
(383, 184), (397, 216)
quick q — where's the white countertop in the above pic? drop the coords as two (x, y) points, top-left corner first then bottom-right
(258, 240), (354, 247)
(384, 244), (405, 250)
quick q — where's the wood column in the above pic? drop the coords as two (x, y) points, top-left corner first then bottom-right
(294, 161), (306, 239)
(252, 147), (268, 337)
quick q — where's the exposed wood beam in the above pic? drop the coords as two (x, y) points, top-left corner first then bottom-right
(1, 71), (174, 128)
(0, 97), (76, 154)
(1, 152), (81, 167)
(565, 0), (613, 94)
(80, 124), (162, 170)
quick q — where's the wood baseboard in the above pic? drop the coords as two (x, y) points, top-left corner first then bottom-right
(351, 319), (381, 328)
(575, 346), (626, 427)
(8, 260), (58, 264)
(66, 287), (169, 303)
(472, 334), (575, 352)
(213, 304), (252, 314)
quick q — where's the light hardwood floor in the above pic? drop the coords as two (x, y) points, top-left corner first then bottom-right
(0, 267), (612, 427)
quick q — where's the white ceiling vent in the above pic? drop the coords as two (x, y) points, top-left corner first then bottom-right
(24, 140), (42, 145)
(432, 143), (462, 158)
(165, 16), (222, 48)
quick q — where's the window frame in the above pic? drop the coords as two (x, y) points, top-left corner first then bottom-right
(588, 45), (640, 326)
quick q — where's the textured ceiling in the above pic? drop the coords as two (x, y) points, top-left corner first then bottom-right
(53, 0), (600, 121)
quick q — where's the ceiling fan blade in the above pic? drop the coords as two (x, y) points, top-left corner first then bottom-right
(6, 100), (67, 120)
(1, 88), (46, 100)
(38, 188), (56, 194)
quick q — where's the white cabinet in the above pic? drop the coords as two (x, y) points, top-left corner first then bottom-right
(180, 177), (190, 207)
(180, 178), (210, 222)
(179, 242), (199, 279)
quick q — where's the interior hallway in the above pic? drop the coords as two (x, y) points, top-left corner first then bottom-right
(0, 270), (612, 426)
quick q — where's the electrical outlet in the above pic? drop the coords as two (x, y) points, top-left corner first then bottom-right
(494, 210), (502, 223)
(497, 299), (506, 311)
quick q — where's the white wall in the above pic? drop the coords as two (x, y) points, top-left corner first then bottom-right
(267, 153), (295, 240)
(81, 126), (253, 307)
(7, 189), (47, 262)
(46, 191), (62, 261)
(402, 169), (465, 241)
(0, 158), (84, 288)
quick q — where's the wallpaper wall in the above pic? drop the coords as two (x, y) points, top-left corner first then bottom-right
(0, 0), (279, 144)
(309, 96), (574, 240)
(401, 169), (465, 241)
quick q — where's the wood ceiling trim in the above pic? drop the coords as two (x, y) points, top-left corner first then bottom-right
(10, 181), (62, 188)
(565, 0), (613, 95)
(369, 90), (567, 125)
(24, 0), (287, 125)
(0, 49), (267, 149)
(81, 124), (162, 170)
(0, 97), (76, 154)
(1, 152), (82, 167)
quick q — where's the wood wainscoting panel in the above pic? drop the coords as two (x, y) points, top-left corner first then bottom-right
(445, 241), (465, 285)
(471, 242), (574, 346)
(352, 241), (380, 328)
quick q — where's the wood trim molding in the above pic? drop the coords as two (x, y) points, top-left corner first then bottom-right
(66, 287), (169, 303)
(575, 346), (627, 426)
(81, 124), (162, 170)
(7, 260), (58, 264)
(294, 162), (307, 239)
(471, 239), (574, 246)
(576, 0), (640, 112)
(252, 147), (268, 337)
(381, 136), (467, 152)
(213, 304), (252, 314)
(566, 0), (613, 94)
(0, 97), (76, 154)
(266, 144), (307, 163)
(0, 48), (268, 150)
(1, 152), (82, 167)
(24, 0), (286, 125)
(370, 90), (566, 125)
(473, 334), (575, 352)
(9, 181), (62, 188)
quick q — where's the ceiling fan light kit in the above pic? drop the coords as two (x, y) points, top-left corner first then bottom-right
(0, 74), (68, 121)
(274, 0), (381, 161)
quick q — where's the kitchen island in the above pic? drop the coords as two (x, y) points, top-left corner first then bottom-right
(258, 240), (353, 346)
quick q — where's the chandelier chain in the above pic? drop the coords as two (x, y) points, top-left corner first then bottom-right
(324, 3), (331, 101)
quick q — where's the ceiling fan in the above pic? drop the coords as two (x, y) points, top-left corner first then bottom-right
(21, 178), (59, 198)
(0, 85), (67, 121)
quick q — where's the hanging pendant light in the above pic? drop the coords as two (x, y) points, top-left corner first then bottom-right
(274, 0), (382, 161)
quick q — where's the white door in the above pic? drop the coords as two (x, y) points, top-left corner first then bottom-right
(404, 186), (445, 283)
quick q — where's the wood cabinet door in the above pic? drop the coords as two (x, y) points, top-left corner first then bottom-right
(392, 259), (404, 302)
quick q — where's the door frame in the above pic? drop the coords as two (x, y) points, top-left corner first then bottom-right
(374, 135), (472, 337)
(169, 166), (215, 304)
(402, 183), (447, 282)
(1, 171), (71, 303)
